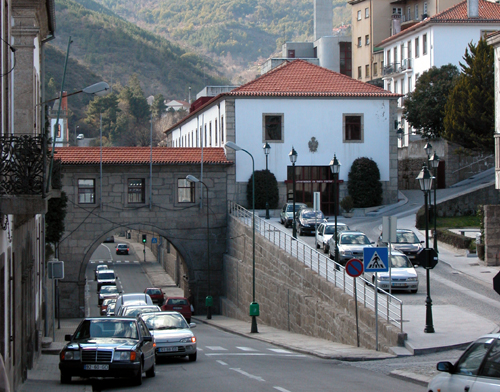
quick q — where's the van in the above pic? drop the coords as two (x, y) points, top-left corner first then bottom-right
(96, 269), (116, 292)
(114, 293), (153, 315)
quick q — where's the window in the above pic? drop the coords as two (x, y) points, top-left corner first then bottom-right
(407, 6), (411, 21)
(263, 114), (283, 142)
(365, 7), (369, 18)
(128, 178), (145, 204)
(415, 4), (419, 19)
(393, 46), (397, 65)
(288, 49), (295, 58)
(357, 10), (361, 20)
(373, 62), (378, 76)
(215, 119), (218, 145)
(177, 179), (195, 203)
(423, 2), (428, 16)
(394, 80), (398, 95)
(78, 179), (95, 204)
(423, 34), (427, 55)
(393, 7), (402, 15)
(344, 115), (363, 142)
(415, 37), (420, 58)
(221, 116), (224, 142)
(365, 35), (370, 45)
(209, 122), (212, 146)
(357, 37), (362, 47)
(365, 64), (369, 78)
(387, 49), (391, 65)
(408, 40), (412, 60)
(357, 66), (362, 79)
(387, 82), (391, 92)
(339, 42), (352, 77)
(408, 76), (412, 92)
(401, 44), (404, 63)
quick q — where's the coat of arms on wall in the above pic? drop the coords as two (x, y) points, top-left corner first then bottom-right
(308, 137), (318, 153)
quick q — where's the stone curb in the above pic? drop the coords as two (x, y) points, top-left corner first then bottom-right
(389, 369), (432, 387)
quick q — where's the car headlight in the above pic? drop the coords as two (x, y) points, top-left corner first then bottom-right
(114, 350), (137, 361)
(61, 350), (81, 361)
(179, 336), (196, 343)
(407, 277), (418, 281)
(378, 276), (390, 281)
(340, 250), (352, 256)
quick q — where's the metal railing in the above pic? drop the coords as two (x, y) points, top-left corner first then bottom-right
(228, 201), (404, 332)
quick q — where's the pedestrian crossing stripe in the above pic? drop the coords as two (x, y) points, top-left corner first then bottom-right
(363, 247), (389, 272)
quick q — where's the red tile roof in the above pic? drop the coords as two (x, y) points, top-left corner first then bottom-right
(379, 0), (500, 45)
(53, 147), (232, 165)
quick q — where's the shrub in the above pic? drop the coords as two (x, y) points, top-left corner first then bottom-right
(347, 157), (383, 208)
(340, 195), (354, 213)
(247, 170), (279, 209)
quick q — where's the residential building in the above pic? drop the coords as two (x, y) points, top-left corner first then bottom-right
(165, 60), (400, 214)
(166, 100), (190, 112)
(0, 0), (56, 390)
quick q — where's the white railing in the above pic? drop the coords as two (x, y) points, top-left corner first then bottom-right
(228, 201), (404, 332)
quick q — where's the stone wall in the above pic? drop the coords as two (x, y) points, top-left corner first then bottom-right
(436, 184), (500, 217)
(484, 205), (500, 266)
(222, 215), (404, 352)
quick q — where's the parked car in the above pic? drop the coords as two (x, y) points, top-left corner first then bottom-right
(329, 230), (374, 265)
(94, 264), (108, 280)
(161, 297), (192, 323)
(280, 202), (307, 228)
(365, 251), (419, 293)
(96, 270), (116, 292)
(315, 222), (350, 253)
(120, 305), (161, 317)
(100, 298), (116, 315)
(106, 302), (116, 316)
(116, 243), (129, 255)
(103, 236), (114, 243)
(294, 208), (327, 236)
(376, 228), (424, 265)
(98, 285), (120, 305)
(76, 133), (85, 140)
(141, 311), (197, 362)
(114, 293), (153, 316)
(144, 288), (165, 305)
(59, 317), (156, 385)
(428, 333), (500, 392)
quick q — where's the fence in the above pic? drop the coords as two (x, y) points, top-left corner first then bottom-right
(228, 201), (404, 332)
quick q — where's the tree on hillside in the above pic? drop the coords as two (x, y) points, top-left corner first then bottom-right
(443, 39), (494, 152)
(403, 64), (459, 140)
(84, 93), (120, 138)
(151, 94), (167, 120)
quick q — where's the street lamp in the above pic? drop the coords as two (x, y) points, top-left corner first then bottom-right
(224, 141), (259, 333)
(263, 142), (271, 219)
(186, 175), (212, 319)
(429, 152), (440, 252)
(289, 147), (298, 239)
(329, 154), (341, 264)
(74, 125), (79, 145)
(416, 164), (435, 333)
(396, 128), (403, 144)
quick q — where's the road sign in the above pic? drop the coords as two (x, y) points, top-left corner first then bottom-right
(382, 216), (397, 243)
(48, 260), (64, 279)
(345, 258), (364, 278)
(364, 247), (389, 272)
(151, 237), (158, 244)
(416, 248), (438, 269)
(493, 272), (500, 296)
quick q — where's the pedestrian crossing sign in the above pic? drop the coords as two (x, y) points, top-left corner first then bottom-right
(363, 247), (389, 272)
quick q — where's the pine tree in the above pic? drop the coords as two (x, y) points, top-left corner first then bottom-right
(443, 39), (494, 152)
(151, 94), (167, 120)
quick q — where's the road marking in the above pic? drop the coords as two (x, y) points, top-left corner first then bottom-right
(216, 360), (227, 366)
(274, 387), (291, 392)
(268, 349), (293, 354)
(133, 261), (139, 264)
(237, 347), (258, 351)
(205, 346), (227, 351)
(116, 260), (122, 263)
(124, 260), (130, 263)
(230, 368), (265, 382)
(205, 353), (306, 357)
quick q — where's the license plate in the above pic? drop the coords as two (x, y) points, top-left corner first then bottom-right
(173, 307), (182, 310)
(408, 255), (416, 259)
(84, 364), (109, 370)
(392, 283), (406, 287)
(159, 347), (178, 353)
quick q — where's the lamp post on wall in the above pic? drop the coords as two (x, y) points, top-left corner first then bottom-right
(289, 147), (298, 239)
(416, 164), (435, 333)
(74, 125), (79, 145)
(263, 142), (271, 219)
(429, 152), (440, 252)
(329, 154), (341, 263)
(186, 175), (212, 319)
(224, 141), (259, 333)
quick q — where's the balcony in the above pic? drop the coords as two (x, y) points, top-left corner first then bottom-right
(383, 59), (413, 76)
(0, 134), (51, 215)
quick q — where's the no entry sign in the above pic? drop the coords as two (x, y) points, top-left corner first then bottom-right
(345, 258), (364, 278)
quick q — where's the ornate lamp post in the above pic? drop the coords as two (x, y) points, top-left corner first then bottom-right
(186, 175), (212, 319)
(289, 147), (298, 239)
(416, 164), (435, 333)
(225, 141), (259, 333)
(329, 154), (341, 263)
(429, 152), (440, 252)
(263, 142), (271, 219)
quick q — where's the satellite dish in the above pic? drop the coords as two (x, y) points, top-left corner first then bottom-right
(82, 82), (110, 96)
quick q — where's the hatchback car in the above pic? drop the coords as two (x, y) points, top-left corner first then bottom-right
(59, 317), (155, 385)
(94, 264), (108, 280)
(280, 202), (307, 228)
(428, 333), (500, 392)
(162, 297), (192, 323)
(98, 285), (120, 305)
(366, 251), (419, 293)
(377, 228), (424, 265)
(328, 230), (374, 265)
(120, 305), (161, 317)
(103, 236), (114, 243)
(295, 208), (327, 236)
(116, 243), (129, 255)
(315, 222), (350, 253)
(141, 311), (197, 362)
(76, 133), (85, 140)
(100, 298), (116, 315)
(96, 270), (116, 292)
(144, 288), (165, 305)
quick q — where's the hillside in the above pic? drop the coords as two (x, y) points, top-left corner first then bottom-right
(83, 0), (351, 80)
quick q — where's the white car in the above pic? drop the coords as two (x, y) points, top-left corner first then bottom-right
(315, 222), (350, 253)
(376, 228), (424, 265)
(328, 230), (374, 265)
(366, 251), (419, 293)
(428, 333), (500, 392)
(76, 133), (84, 140)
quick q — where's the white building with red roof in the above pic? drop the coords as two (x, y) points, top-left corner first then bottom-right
(165, 59), (401, 213)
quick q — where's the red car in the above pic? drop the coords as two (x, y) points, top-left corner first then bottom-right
(161, 297), (192, 323)
(144, 288), (165, 305)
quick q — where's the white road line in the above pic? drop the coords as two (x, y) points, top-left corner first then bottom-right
(230, 368), (265, 382)
(216, 360), (227, 366)
(268, 349), (292, 354)
(205, 353), (306, 357)
(236, 347), (258, 351)
(274, 387), (291, 392)
(205, 346), (227, 351)
(124, 260), (130, 263)
(116, 260), (122, 263)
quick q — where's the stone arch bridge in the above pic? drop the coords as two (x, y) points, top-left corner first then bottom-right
(54, 147), (233, 317)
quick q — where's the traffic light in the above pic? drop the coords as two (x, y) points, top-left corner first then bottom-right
(142, 234), (147, 243)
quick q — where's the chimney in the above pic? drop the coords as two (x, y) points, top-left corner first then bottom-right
(468, 0), (479, 18)
(314, 0), (333, 41)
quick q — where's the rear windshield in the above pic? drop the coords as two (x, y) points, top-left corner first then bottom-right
(302, 211), (324, 219)
(147, 289), (161, 295)
(286, 204), (305, 212)
(340, 234), (371, 245)
(167, 299), (188, 306)
(98, 272), (115, 280)
(396, 232), (420, 244)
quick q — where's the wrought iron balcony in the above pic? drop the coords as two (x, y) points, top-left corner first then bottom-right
(383, 59), (413, 76)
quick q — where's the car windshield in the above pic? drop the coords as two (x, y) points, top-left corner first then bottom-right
(141, 313), (188, 330)
(98, 272), (115, 280)
(117, 245), (127, 249)
(286, 204), (305, 212)
(96, 265), (108, 271)
(390, 255), (413, 268)
(396, 231), (420, 244)
(102, 299), (116, 306)
(302, 211), (324, 219)
(167, 298), (188, 306)
(324, 225), (347, 235)
(147, 289), (161, 295)
(73, 319), (138, 340)
(122, 307), (158, 317)
(100, 286), (118, 294)
(340, 234), (371, 245)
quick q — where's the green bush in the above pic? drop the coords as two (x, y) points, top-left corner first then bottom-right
(247, 170), (279, 209)
(436, 228), (473, 249)
(347, 157), (382, 208)
(340, 195), (354, 213)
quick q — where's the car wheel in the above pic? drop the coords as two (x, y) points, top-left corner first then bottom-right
(133, 363), (143, 386)
(324, 245), (329, 254)
(60, 372), (71, 384)
(411, 288), (418, 294)
(189, 352), (197, 362)
(145, 361), (155, 378)
(316, 241), (320, 249)
(298, 227), (302, 236)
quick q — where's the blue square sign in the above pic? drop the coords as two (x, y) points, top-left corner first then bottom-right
(363, 247), (389, 272)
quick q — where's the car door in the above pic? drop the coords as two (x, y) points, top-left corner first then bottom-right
(470, 338), (500, 391)
(316, 224), (324, 248)
(138, 319), (155, 369)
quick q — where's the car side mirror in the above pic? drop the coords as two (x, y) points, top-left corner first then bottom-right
(65, 334), (72, 341)
(436, 361), (454, 373)
(143, 336), (153, 342)
(189, 323), (196, 328)
(420, 240), (424, 244)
